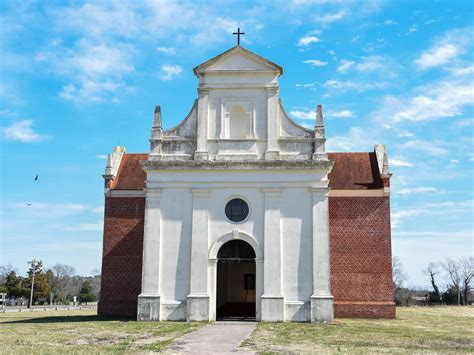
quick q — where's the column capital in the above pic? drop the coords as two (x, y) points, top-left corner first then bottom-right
(191, 188), (211, 197)
(198, 87), (210, 96)
(145, 188), (163, 197)
(265, 85), (279, 94)
(310, 187), (329, 196)
(262, 188), (282, 197)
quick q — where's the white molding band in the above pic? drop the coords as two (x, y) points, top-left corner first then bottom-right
(328, 189), (389, 197)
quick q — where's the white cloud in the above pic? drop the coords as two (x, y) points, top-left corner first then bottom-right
(356, 56), (385, 72)
(297, 35), (320, 47)
(326, 109), (354, 118)
(63, 222), (103, 232)
(337, 59), (354, 73)
(374, 76), (473, 124)
(400, 139), (449, 156)
(414, 27), (471, 69)
(156, 47), (176, 55)
(295, 82), (316, 88)
(389, 159), (414, 167)
(384, 19), (398, 25)
(303, 59), (328, 67)
(96, 154), (108, 159)
(317, 10), (347, 25)
(159, 64), (182, 81)
(3, 120), (46, 143)
(323, 79), (386, 91)
(407, 24), (418, 34)
(326, 127), (374, 151)
(13, 202), (89, 217)
(289, 109), (315, 120)
(396, 187), (438, 195)
(337, 56), (387, 73)
(415, 44), (459, 69)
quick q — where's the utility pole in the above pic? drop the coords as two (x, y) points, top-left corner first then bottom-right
(27, 259), (39, 309)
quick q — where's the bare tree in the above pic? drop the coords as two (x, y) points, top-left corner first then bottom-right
(50, 264), (76, 303)
(460, 257), (473, 305)
(442, 258), (462, 305)
(392, 256), (407, 305)
(423, 262), (441, 303)
(0, 265), (16, 285)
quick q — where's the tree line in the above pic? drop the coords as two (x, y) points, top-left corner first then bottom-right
(393, 256), (473, 306)
(0, 261), (100, 306)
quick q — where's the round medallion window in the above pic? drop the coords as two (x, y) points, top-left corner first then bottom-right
(225, 198), (249, 223)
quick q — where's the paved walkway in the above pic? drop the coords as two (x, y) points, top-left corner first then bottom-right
(168, 322), (256, 354)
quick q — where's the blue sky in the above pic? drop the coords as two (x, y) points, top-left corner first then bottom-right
(0, 0), (472, 287)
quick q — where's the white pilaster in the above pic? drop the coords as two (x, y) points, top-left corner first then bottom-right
(137, 188), (162, 321)
(261, 188), (284, 321)
(187, 188), (210, 321)
(265, 86), (280, 160)
(310, 188), (334, 323)
(195, 88), (209, 160)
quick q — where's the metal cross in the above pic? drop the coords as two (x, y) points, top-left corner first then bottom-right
(233, 28), (245, 45)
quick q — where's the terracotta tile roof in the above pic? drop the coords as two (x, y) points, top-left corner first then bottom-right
(110, 154), (147, 190)
(328, 152), (383, 190)
(109, 152), (383, 191)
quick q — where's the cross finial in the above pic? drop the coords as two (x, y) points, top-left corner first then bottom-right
(233, 27), (245, 45)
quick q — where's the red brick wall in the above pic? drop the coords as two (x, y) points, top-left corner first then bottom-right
(98, 197), (145, 318)
(329, 196), (395, 318)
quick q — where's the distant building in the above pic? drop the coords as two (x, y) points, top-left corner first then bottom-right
(99, 45), (395, 322)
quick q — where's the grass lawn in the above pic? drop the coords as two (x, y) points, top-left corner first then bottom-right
(0, 310), (203, 354)
(241, 306), (474, 354)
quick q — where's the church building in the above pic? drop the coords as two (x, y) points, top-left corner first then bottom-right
(99, 45), (395, 323)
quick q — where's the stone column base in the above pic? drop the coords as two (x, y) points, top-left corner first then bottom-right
(264, 150), (280, 160)
(311, 295), (334, 323)
(187, 294), (209, 321)
(137, 294), (160, 321)
(194, 151), (209, 160)
(261, 295), (284, 322)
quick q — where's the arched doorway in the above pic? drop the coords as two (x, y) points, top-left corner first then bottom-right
(216, 239), (256, 320)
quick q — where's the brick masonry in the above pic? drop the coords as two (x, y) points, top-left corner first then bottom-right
(98, 197), (145, 318)
(329, 196), (396, 318)
(99, 195), (395, 319)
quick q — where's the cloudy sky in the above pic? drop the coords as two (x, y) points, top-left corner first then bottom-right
(0, 0), (472, 287)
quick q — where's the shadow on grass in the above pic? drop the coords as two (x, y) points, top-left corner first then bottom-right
(3, 315), (134, 324)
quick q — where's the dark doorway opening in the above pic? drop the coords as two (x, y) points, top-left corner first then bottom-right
(216, 240), (256, 321)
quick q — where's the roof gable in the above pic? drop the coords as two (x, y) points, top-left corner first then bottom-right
(193, 46), (283, 75)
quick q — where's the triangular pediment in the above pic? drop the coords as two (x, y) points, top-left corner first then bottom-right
(193, 46), (283, 75)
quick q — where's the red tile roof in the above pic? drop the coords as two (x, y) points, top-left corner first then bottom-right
(328, 152), (383, 190)
(110, 154), (147, 190)
(109, 152), (383, 190)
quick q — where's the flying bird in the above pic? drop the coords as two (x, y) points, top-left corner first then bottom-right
(34, 175), (38, 181)
(26, 203), (32, 206)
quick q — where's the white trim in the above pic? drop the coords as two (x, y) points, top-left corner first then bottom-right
(328, 189), (389, 197)
(106, 190), (145, 197)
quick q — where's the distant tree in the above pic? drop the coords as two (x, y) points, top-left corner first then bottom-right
(442, 258), (462, 305)
(423, 263), (441, 304)
(460, 257), (473, 305)
(0, 264), (16, 285)
(49, 264), (75, 303)
(24, 271), (52, 303)
(392, 256), (407, 305)
(442, 286), (459, 305)
(78, 281), (96, 304)
(5, 272), (27, 299)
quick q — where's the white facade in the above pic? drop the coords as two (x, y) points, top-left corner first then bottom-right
(137, 46), (334, 322)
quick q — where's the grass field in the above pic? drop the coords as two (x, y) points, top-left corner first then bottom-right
(0, 307), (472, 354)
(242, 306), (474, 354)
(0, 310), (203, 353)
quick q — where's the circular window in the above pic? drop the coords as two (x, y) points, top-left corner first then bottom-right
(225, 198), (249, 223)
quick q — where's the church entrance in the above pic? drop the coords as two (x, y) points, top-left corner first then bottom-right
(216, 240), (256, 321)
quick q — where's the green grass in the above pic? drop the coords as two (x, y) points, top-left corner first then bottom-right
(1, 307), (472, 354)
(0, 310), (203, 354)
(241, 306), (474, 354)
